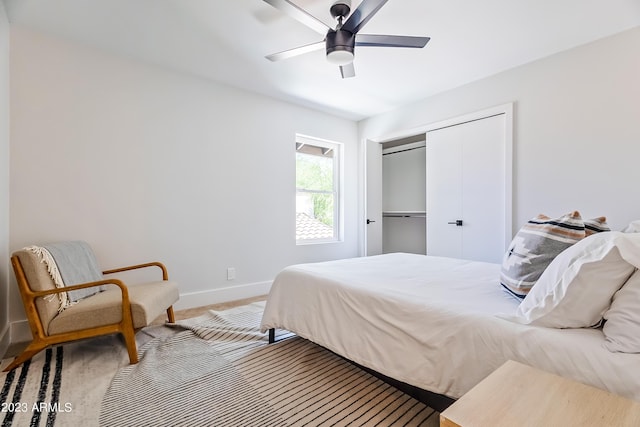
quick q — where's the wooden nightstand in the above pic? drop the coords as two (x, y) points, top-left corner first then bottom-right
(440, 360), (640, 427)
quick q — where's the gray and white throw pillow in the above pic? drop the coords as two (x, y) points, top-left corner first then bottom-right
(584, 216), (610, 236)
(500, 211), (586, 298)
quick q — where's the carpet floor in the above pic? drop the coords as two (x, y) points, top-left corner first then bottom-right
(1, 302), (438, 426)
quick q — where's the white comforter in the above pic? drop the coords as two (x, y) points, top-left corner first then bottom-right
(261, 253), (640, 400)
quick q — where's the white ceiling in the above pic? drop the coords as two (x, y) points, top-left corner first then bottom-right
(3, 0), (640, 120)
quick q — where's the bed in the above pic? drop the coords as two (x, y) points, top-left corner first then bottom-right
(260, 251), (640, 403)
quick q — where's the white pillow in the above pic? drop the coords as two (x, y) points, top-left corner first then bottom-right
(603, 269), (640, 353)
(508, 232), (637, 328)
(622, 220), (640, 233)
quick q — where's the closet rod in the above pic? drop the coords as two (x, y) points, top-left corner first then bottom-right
(382, 145), (426, 156)
(383, 211), (426, 218)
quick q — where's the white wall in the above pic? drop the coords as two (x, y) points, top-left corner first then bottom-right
(0, 3), (10, 357)
(360, 27), (640, 234)
(9, 27), (359, 325)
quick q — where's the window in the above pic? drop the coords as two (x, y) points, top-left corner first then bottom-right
(296, 135), (341, 244)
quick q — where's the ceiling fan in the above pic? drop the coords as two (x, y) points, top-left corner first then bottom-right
(263, 0), (430, 78)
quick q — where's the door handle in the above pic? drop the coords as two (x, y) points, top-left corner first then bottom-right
(447, 220), (463, 226)
(366, 219), (376, 225)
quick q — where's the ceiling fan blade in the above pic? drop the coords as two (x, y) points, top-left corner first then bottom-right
(263, 0), (332, 35)
(266, 41), (325, 62)
(340, 63), (355, 78)
(341, 0), (389, 34)
(356, 34), (430, 48)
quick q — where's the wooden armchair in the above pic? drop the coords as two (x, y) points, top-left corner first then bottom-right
(4, 247), (179, 372)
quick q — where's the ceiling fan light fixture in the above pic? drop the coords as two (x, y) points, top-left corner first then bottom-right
(326, 49), (354, 65)
(326, 29), (355, 65)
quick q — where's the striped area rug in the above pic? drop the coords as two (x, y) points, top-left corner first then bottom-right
(0, 347), (66, 427)
(0, 326), (169, 426)
(101, 302), (438, 426)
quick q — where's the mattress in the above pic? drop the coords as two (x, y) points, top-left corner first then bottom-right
(260, 253), (640, 401)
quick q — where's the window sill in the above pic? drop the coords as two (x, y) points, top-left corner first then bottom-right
(296, 238), (342, 246)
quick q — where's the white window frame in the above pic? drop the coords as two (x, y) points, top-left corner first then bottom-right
(295, 134), (343, 245)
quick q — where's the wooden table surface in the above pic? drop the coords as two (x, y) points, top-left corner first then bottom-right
(440, 360), (640, 427)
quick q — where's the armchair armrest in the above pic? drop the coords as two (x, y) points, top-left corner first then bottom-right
(31, 278), (128, 298)
(103, 262), (169, 281)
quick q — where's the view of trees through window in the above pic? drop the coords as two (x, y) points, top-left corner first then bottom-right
(296, 152), (334, 226)
(296, 139), (338, 242)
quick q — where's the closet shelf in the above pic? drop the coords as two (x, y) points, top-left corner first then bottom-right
(382, 211), (426, 218)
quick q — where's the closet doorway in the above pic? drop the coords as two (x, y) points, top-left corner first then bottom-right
(381, 136), (426, 254)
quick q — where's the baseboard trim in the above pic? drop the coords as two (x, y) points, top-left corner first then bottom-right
(173, 280), (272, 311)
(0, 324), (10, 359)
(9, 320), (31, 347)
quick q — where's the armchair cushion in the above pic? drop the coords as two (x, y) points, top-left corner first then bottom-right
(48, 281), (179, 335)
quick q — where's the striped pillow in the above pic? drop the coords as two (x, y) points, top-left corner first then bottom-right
(500, 211), (586, 298)
(585, 216), (610, 236)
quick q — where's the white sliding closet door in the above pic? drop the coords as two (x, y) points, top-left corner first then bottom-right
(426, 114), (507, 263)
(425, 127), (463, 259)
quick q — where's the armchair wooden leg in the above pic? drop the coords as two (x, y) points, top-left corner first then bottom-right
(166, 306), (175, 323)
(3, 341), (47, 372)
(121, 327), (139, 365)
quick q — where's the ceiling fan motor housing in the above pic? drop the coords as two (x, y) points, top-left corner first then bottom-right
(326, 29), (355, 58)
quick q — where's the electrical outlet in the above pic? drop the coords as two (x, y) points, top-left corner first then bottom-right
(227, 267), (236, 280)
